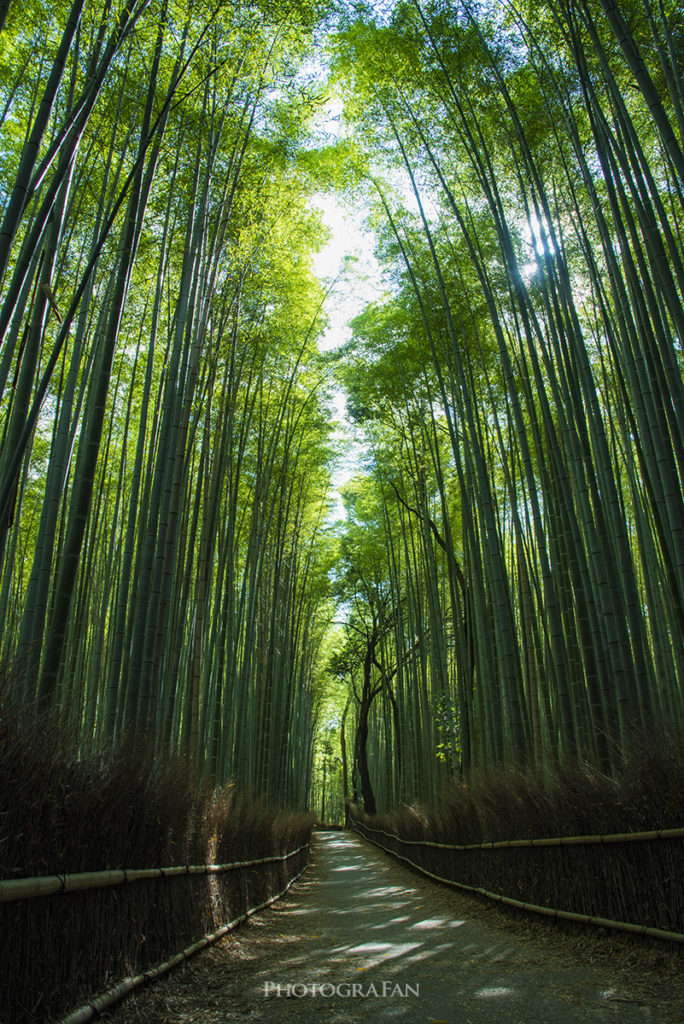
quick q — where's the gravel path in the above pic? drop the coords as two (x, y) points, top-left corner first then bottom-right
(106, 829), (684, 1024)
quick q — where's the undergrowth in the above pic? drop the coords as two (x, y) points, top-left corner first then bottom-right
(0, 682), (315, 1023)
(351, 728), (684, 949)
(362, 727), (684, 844)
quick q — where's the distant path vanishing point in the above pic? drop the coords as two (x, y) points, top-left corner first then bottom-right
(106, 830), (684, 1024)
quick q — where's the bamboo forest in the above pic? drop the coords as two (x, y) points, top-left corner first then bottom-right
(3, 1), (684, 1019)
(2, 0), (684, 813)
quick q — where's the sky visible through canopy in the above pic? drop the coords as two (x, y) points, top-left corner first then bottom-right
(308, 90), (383, 520)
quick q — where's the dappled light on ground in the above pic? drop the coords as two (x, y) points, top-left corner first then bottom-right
(209, 831), (672, 1023)
(473, 985), (518, 998)
(107, 830), (684, 1024)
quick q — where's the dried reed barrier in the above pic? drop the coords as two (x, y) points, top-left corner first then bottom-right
(349, 738), (684, 950)
(352, 817), (684, 943)
(0, 693), (315, 1024)
(54, 849), (309, 1024)
(1, 839), (311, 1024)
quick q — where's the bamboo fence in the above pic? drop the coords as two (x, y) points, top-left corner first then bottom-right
(1, 840), (311, 1024)
(352, 817), (684, 944)
(55, 856), (309, 1024)
(0, 845), (309, 903)
(355, 821), (684, 850)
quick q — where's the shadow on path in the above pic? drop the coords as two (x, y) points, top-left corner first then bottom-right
(108, 829), (684, 1024)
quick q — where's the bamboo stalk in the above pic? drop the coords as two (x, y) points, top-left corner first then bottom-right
(0, 843), (309, 903)
(354, 825), (684, 945)
(55, 856), (310, 1024)
(353, 817), (684, 850)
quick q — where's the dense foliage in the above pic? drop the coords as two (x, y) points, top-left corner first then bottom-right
(330, 0), (684, 810)
(0, 0), (337, 804)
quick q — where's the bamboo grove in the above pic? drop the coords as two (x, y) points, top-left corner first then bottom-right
(2, 0), (684, 819)
(0, 0), (337, 805)
(331, 0), (684, 813)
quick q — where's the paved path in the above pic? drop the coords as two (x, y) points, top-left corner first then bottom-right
(109, 830), (684, 1024)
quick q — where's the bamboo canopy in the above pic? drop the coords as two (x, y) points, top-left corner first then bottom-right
(2, 0), (684, 1016)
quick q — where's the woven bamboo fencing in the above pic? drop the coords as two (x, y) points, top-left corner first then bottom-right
(352, 817), (684, 944)
(1, 839), (311, 1023)
(55, 854), (309, 1024)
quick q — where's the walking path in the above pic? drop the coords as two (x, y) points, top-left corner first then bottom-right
(107, 830), (684, 1024)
